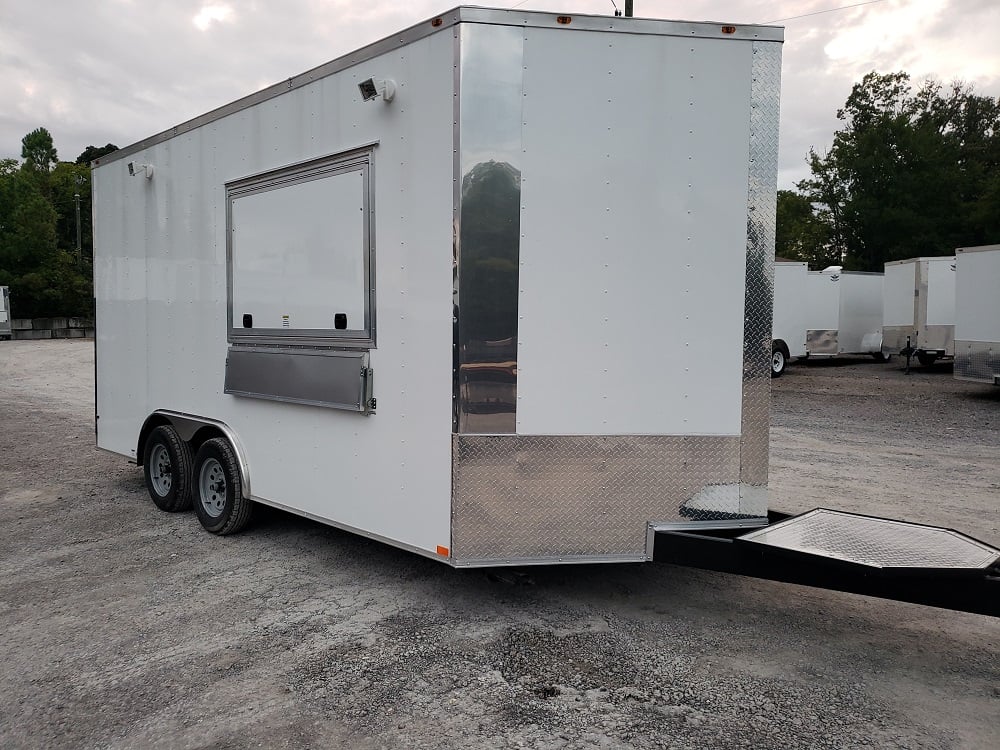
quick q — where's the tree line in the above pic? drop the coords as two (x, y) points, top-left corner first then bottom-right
(778, 71), (1000, 270)
(0, 128), (116, 318)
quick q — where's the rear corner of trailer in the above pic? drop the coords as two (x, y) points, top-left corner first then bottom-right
(450, 12), (782, 566)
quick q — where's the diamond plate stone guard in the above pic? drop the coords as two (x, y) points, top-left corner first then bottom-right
(452, 435), (742, 564)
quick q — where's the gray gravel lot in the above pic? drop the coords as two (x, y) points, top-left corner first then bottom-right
(0, 340), (998, 749)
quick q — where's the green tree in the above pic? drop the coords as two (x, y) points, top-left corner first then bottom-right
(76, 143), (118, 165)
(775, 189), (838, 269)
(21, 127), (58, 173)
(796, 71), (1000, 271)
(0, 129), (96, 318)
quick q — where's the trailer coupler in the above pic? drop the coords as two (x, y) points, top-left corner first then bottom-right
(652, 508), (1000, 617)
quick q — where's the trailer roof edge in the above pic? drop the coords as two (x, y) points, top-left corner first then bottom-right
(92, 5), (783, 169)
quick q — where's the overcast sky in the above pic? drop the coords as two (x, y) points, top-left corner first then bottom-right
(1, 0), (997, 188)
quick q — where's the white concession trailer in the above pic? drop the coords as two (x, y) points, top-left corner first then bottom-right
(92, 7), (785, 566)
(91, 8), (1000, 601)
(771, 261), (808, 376)
(803, 268), (884, 358)
(954, 244), (1000, 385)
(882, 256), (956, 366)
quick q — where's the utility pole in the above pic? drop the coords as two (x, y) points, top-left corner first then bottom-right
(74, 192), (82, 267)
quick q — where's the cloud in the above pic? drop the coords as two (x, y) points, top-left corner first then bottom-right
(193, 4), (234, 32)
(0, 0), (995, 186)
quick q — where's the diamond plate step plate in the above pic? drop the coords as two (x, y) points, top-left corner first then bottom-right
(737, 509), (1000, 572)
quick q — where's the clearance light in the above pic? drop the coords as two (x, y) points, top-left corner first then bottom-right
(436, 545), (450, 557)
(722, 26), (737, 34)
(556, 16), (572, 25)
(431, 17), (443, 27)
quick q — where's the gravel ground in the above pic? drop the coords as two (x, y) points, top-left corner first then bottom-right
(0, 340), (997, 749)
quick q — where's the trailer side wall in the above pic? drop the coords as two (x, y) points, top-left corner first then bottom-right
(95, 31), (456, 557)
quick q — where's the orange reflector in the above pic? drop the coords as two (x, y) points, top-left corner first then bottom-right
(722, 25), (737, 34)
(556, 16), (572, 25)
(436, 545), (450, 557)
(431, 17), (443, 27)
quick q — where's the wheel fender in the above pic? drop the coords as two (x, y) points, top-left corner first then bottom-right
(139, 411), (252, 499)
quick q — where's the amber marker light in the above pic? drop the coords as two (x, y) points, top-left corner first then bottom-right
(722, 25), (737, 34)
(431, 17), (443, 27)
(556, 16), (572, 25)
(436, 545), (450, 557)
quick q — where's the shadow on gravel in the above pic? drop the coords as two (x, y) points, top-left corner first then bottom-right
(799, 356), (887, 369)
(239, 503), (749, 611)
(962, 387), (1000, 403)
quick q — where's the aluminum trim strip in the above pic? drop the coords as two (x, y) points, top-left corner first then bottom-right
(453, 554), (646, 569)
(650, 518), (768, 532)
(92, 8), (782, 170)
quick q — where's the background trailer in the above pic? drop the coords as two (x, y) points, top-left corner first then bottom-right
(883, 256), (956, 366)
(0, 286), (10, 340)
(771, 261), (808, 376)
(803, 268), (884, 358)
(954, 244), (1000, 385)
(93, 7), (783, 566)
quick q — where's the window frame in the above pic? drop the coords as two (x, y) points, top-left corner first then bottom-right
(226, 145), (376, 349)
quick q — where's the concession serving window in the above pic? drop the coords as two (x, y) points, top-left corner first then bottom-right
(226, 146), (376, 348)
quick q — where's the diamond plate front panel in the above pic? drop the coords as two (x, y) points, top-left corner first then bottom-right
(740, 41), (782, 497)
(740, 509), (1000, 570)
(955, 340), (1000, 384)
(452, 435), (742, 564)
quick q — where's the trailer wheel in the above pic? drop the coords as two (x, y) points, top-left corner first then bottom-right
(871, 351), (890, 362)
(917, 352), (938, 367)
(193, 437), (253, 535)
(142, 425), (193, 512)
(770, 342), (788, 378)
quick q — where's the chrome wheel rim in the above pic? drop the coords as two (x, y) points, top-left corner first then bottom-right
(149, 444), (172, 497)
(199, 458), (226, 518)
(772, 350), (785, 373)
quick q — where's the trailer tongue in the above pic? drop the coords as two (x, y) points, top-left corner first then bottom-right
(653, 509), (1000, 617)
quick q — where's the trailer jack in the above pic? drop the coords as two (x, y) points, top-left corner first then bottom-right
(652, 509), (1000, 617)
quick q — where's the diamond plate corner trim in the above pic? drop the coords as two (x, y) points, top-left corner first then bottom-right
(740, 40), (782, 504)
(451, 434), (741, 563)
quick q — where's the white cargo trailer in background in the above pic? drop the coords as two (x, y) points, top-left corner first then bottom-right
(954, 245), (1000, 385)
(882, 256), (955, 366)
(0, 286), (10, 340)
(771, 261), (808, 376)
(92, 7), (784, 566)
(803, 268), (884, 358)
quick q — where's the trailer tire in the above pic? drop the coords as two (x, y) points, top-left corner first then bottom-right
(917, 352), (938, 367)
(193, 437), (253, 535)
(871, 351), (890, 362)
(770, 342), (788, 378)
(142, 425), (194, 512)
